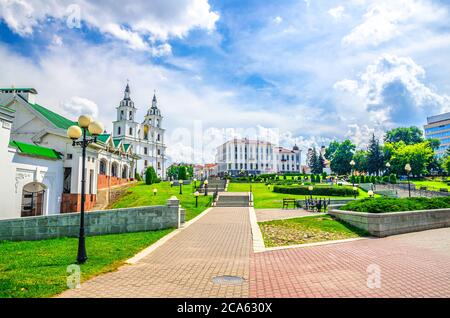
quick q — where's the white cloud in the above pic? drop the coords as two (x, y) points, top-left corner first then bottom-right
(0, 0), (219, 53)
(328, 6), (346, 20)
(342, 0), (448, 47)
(335, 54), (450, 130)
(61, 96), (99, 119)
(273, 16), (283, 24)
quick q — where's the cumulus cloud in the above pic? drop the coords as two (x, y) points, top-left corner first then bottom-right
(61, 96), (99, 119)
(342, 0), (448, 47)
(334, 54), (450, 129)
(0, 0), (219, 54)
(273, 16), (283, 24)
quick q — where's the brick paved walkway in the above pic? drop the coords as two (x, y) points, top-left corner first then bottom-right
(59, 207), (251, 298)
(59, 206), (450, 298)
(250, 227), (450, 297)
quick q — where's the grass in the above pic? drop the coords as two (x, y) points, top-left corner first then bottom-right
(228, 182), (369, 209)
(340, 197), (450, 213)
(108, 181), (212, 221)
(0, 229), (173, 298)
(410, 180), (450, 192)
(259, 215), (368, 247)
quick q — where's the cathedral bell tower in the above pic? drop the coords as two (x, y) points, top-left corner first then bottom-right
(113, 83), (138, 139)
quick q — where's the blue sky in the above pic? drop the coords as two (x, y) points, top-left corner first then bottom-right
(1, 0), (450, 163)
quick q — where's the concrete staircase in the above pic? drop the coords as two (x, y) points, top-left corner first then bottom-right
(199, 178), (227, 193)
(215, 192), (250, 207)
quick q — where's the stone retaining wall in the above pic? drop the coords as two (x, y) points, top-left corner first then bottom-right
(329, 205), (450, 237)
(0, 197), (181, 241)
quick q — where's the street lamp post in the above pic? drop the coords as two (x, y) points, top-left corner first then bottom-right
(405, 163), (412, 198)
(308, 185), (314, 199)
(153, 188), (158, 196)
(67, 115), (104, 264)
(170, 181), (174, 188)
(353, 186), (357, 199)
(368, 190), (374, 198)
(350, 160), (356, 187)
(194, 191), (199, 208)
(193, 178), (197, 191)
(204, 180), (209, 196)
(179, 179), (183, 195)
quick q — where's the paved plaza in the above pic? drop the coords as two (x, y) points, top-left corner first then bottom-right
(60, 207), (450, 298)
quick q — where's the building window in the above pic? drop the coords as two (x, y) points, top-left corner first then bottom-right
(66, 153), (73, 160)
(144, 160), (148, 167)
(157, 162), (161, 170)
(129, 127), (133, 135)
(120, 110), (124, 120)
(118, 126), (121, 135)
(99, 160), (107, 175)
(157, 149), (161, 155)
(157, 134), (161, 141)
(63, 168), (72, 193)
(21, 183), (45, 218)
(129, 111), (133, 120)
(89, 169), (94, 194)
(144, 147), (148, 155)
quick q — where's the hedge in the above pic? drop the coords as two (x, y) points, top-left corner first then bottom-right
(273, 185), (356, 197)
(340, 197), (450, 213)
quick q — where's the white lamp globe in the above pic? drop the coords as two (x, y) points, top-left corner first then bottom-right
(88, 121), (104, 136)
(78, 115), (92, 128)
(67, 125), (82, 140)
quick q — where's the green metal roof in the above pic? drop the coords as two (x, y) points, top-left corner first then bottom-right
(0, 105), (15, 113)
(29, 103), (77, 130)
(97, 134), (111, 144)
(9, 140), (62, 160)
(123, 143), (131, 152)
(113, 139), (122, 148)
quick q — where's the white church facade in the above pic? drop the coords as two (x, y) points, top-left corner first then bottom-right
(112, 84), (167, 179)
(0, 87), (138, 220)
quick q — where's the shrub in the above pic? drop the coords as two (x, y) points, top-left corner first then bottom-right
(135, 173), (143, 182)
(370, 176), (376, 184)
(273, 185), (356, 197)
(389, 174), (397, 184)
(145, 166), (158, 185)
(340, 197), (450, 213)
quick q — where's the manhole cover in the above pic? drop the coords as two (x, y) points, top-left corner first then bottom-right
(212, 275), (245, 285)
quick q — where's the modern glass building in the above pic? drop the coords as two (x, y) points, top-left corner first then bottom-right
(424, 112), (450, 157)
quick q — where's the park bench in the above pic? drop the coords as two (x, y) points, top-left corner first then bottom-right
(282, 198), (297, 209)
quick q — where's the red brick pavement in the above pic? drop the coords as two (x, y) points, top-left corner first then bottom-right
(250, 227), (450, 298)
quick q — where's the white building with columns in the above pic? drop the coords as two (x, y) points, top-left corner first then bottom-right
(215, 138), (302, 177)
(112, 84), (167, 179)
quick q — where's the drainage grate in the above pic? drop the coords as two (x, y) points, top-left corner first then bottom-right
(212, 275), (245, 285)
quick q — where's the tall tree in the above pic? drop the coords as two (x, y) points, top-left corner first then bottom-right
(329, 140), (356, 175)
(324, 141), (339, 161)
(316, 152), (326, 174)
(353, 150), (368, 173)
(384, 126), (424, 145)
(367, 133), (384, 176)
(384, 141), (434, 176)
(308, 147), (319, 173)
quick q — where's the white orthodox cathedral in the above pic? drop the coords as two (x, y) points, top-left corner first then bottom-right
(112, 84), (167, 178)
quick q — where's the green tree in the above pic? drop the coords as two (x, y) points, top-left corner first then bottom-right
(145, 166), (158, 185)
(384, 141), (434, 176)
(178, 166), (188, 180)
(324, 141), (340, 161)
(384, 126), (424, 145)
(329, 140), (356, 175)
(353, 150), (368, 173)
(367, 133), (384, 176)
(308, 147), (319, 174)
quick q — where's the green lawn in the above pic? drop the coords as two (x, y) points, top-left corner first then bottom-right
(0, 229), (173, 298)
(410, 180), (450, 192)
(228, 182), (369, 209)
(109, 182), (212, 221)
(259, 215), (368, 247)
